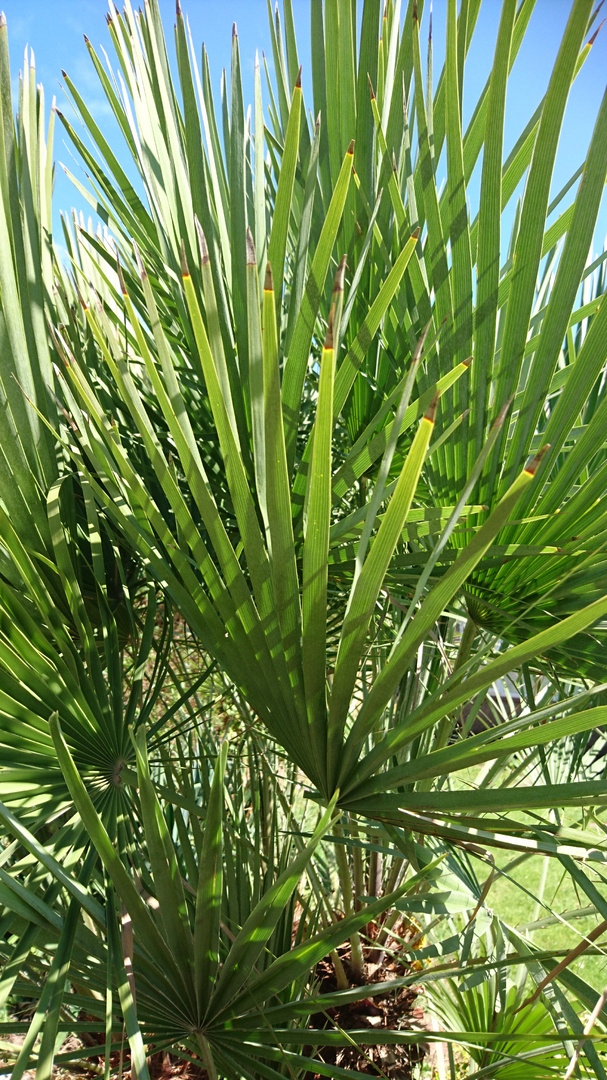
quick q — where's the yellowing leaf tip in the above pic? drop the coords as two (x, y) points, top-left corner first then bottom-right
(264, 262), (274, 292)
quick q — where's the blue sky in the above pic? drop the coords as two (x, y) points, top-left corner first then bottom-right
(2, 0), (606, 254)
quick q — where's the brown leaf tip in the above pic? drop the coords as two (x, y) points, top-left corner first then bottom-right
(83, 33), (90, 44)
(411, 226), (421, 240)
(176, 0), (182, 15)
(264, 261), (274, 293)
(333, 254), (347, 294)
(116, 256), (127, 296)
(133, 241), (147, 280)
(588, 17), (605, 46)
(492, 396), (513, 430)
(61, 69), (67, 78)
(180, 240), (190, 279)
(367, 73), (376, 100)
(524, 444), (550, 476)
(295, 65), (302, 89)
(232, 22), (237, 38)
(413, 0), (418, 22)
(425, 391), (440, 423)
(412, 317), (432, 363)
(194, 217), (209, 265)
(347, 139), (355, 156)
(324, 308), (335, 350)
(246, 226), (256, 267)
(462, 356), (473, 368)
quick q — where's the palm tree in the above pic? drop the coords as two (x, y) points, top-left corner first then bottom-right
(1, 0), (607, 1076)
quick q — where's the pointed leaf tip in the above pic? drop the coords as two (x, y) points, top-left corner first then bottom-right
(116, 256), (127, 296)
(264, 262), (274, 292)
(347, 139), (355, 155)
(493, 397), (514, 430)
(194, 216), (209, 265)
(367, 73), (376, 100)
(132, 241), (147, 280)
(525, 445), (550, 476)
(61, 69), (67, 78)
(425, 392), (440, 423)
(0, 12), (6, 28)
(333, 255), (347, 294)
(295, 65), (302, 89)
(462, 356), (472, 368)
(588, 18), (605, 45)
(83, 33), (90, 44)
(324, 309), (335, 350)
(176, 0), (182, 14)
(412, 317), (433, 363)
(411, 226), (420, 240)
(246, 226), (256, 266)
(232, 22), (237, 37)
(413, 0), (418, 21)
(180, 241), (190, 278)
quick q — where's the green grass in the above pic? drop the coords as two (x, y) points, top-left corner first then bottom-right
(489, 851), (607, 990)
